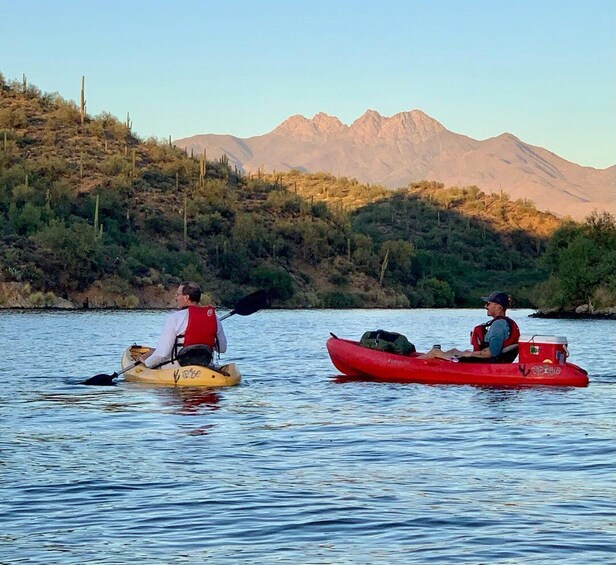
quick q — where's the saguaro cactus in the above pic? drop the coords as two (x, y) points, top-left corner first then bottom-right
(379, 249), (389, 287)
(199, 149), (207, 186)
(94, 194), (100, 234)
(80, 76), (86, 125)
(183, 194), (188, 250)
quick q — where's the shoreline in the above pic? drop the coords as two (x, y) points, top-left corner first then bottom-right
(1, 283), (614, 317)
(529, 310), (616, 320)
(2, 305), (615, 319)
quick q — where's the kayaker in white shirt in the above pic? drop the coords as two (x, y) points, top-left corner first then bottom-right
(138, 281), (227, 368)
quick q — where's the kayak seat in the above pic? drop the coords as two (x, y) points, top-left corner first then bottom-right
(458, 344), (519, 364)
(176, 344), (213, 367)
(496, 344), (519, 363)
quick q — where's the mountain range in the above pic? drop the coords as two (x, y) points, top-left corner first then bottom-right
(174, 110), (615, 219)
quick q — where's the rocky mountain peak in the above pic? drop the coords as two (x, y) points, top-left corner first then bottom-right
(272, 112), (346, 140)
(384, 110), (446, 141)
(348, 109), (445, 142)
(349, 109), (384, 139)
(175, 108), (615, 219)
(272, 114), (310, 135)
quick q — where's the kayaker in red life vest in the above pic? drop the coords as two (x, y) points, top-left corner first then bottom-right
(138, 281), (227, 368)
(421, 291), (520, 362)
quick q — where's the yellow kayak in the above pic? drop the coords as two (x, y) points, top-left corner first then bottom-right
(122, 345), (241, 387)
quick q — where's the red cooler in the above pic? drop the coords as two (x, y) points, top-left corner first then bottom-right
(518, 335), (568, 365)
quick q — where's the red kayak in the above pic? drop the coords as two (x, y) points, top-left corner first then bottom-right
(326, 337), (589, 387)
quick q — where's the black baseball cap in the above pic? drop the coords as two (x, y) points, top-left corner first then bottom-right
(481, 291), (510, 308)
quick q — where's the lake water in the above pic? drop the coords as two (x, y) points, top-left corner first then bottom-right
(1, 308), (614, 564)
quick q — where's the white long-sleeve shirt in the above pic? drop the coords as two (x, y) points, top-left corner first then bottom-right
(144, 308), (227, 368)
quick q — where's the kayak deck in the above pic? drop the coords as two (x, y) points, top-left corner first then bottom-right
(327, 337), (589, 387)
(122, 345), (241, 387)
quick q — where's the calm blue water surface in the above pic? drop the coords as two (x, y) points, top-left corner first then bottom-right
(0, 308), (614, 564)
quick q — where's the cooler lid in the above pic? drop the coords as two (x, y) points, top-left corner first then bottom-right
(518, 335), (568, 344)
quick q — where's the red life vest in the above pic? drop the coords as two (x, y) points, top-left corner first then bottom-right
(470, 316), (520, 352)
(182, 305), (218, 349)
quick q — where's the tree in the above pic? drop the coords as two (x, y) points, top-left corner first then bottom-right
(411, 277), (455, 307)
(541, 212), (616, 307)
(252, 264), (294, 301)
(379, 239), (414, 281)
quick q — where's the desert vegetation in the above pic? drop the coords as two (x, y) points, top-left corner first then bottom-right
(1, 73), (614, 310)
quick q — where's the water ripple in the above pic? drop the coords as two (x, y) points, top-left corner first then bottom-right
(0, 309), (614, 563)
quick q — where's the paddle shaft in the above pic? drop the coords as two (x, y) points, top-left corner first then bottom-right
(81, 360), (141, 385)
(114, 360), (141, 377)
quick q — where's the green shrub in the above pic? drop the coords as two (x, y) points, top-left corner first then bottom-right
(319, 290), (360, 308)
(115, 295), (139, 308)
(252, 264), (294, 301)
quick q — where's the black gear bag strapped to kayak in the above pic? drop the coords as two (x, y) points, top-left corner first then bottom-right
(176, 344), (213, 367)
(359, 329), (415, 356)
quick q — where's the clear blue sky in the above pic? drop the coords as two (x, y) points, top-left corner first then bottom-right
(2, 0), (615, 168)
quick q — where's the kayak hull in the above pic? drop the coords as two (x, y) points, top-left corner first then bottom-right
(327, 337), (589, 387)
(122, 346), (241, 387)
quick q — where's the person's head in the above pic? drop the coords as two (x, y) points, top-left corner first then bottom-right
(481, 291), (510, 317)
(176, 281), (201, 307)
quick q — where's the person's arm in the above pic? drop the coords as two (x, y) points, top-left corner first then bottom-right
(485, 319), (509, 357)
(459, 319), (509, 358)
(143, 311), (184, 367)
(215, 316), (227, 354)
(461, 347), (492, 359)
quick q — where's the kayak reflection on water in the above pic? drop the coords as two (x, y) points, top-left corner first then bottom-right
(156, 388), (221, 415)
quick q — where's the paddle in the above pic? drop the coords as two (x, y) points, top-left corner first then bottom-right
(219, 289), (268, 321)
(82, 289), (268, 386)
(82, 361), (141, 386)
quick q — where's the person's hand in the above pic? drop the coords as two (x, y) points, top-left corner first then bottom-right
(137, 348), (154, 363)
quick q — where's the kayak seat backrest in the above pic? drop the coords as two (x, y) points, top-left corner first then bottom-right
(495, 344), (519, 364)
(176, 344), (213, 367)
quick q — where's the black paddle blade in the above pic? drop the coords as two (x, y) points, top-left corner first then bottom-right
(232, 289), (268, 316)
(82, 372), (118, 386)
